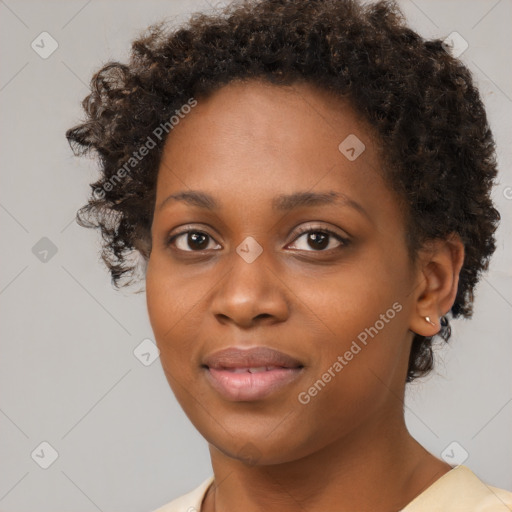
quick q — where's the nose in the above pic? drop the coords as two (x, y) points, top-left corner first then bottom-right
(210, 247), (290, 329)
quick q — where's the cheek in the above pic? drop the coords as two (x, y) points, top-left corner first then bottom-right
(145, 257), (196, 365)
(145, 270), (197, 411)
(295, 260), (409, 388)
(145, 253), (203, 335)
(291, 286), (407, 447)
(301, 258), (403, 336)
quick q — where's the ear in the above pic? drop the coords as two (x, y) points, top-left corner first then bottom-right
(409, 233), (465, 337)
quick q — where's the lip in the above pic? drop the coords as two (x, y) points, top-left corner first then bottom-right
(202, 346), (304, 401)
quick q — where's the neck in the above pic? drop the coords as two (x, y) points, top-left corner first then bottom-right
(203, 409), (451, 512)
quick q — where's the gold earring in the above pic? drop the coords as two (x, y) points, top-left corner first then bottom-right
(425, 316), (436, 326)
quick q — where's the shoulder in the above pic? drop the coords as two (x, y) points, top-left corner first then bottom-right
(401, 465), (512, 512)
(150, 476), (214, 512)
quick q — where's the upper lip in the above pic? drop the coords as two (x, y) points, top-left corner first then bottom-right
(202, 346), (304, 370)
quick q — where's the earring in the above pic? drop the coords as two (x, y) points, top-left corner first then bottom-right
(425, 316), (436, 326)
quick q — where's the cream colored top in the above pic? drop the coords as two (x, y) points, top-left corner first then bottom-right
(151, 466), (512, 512)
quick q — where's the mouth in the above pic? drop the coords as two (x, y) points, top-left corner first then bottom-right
(202, 346), (304, 401)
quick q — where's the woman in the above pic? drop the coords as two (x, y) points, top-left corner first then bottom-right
(66, 0), (512, 510)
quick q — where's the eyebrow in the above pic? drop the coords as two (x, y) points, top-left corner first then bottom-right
(157, 190), (369, 218)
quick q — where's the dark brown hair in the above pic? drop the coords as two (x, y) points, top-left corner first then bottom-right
(66, 0), (500, 382)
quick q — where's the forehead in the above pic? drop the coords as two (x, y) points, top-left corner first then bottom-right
(156, 79), (383, 198)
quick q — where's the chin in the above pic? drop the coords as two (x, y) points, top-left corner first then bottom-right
(202, 423), (326, 467)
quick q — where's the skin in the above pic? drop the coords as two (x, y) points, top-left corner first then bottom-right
(145, 79), (464, 512)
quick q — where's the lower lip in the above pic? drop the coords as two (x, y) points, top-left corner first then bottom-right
(204, 367), (303, 401)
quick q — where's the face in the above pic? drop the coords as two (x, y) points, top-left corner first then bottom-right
(145, 79), (419, 465)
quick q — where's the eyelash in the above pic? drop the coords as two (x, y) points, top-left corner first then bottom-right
(166, 224), (350, 254)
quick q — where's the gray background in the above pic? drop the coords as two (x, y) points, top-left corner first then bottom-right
(0, 0), (511, 510)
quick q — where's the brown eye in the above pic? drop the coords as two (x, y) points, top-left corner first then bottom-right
(168, 230), (221, 252)
(288, 226), (349, 252)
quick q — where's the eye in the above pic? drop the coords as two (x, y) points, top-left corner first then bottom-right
(287, 225), (349, 252)
(166, 224), (349, 253)
(167, 229), (221, 252)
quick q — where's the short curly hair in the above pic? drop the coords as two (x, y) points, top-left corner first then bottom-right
(66, 0), (500, 382)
